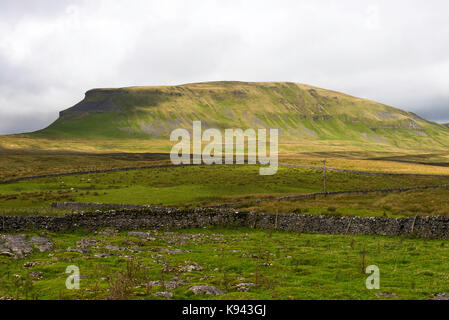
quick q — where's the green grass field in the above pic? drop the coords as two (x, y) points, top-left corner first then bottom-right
(1, 227), (448, 300)
(1, 150), (449, 300)
(0, 153), (448, 301)
(242, 188), (449, 217)
(2, 151), (449, 182)
(1, 164), (449, 216)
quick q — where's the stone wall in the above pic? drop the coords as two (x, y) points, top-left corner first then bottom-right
(50, 201), (157, 210)
(1, 207), (449, 239)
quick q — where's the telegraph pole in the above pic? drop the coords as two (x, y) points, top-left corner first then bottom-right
(323, 160), (327, 195)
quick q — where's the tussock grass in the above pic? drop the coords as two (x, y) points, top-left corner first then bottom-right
(242, 188), (449, 217)
(0, 227), (448, 300)
(0, 153), (170, 181)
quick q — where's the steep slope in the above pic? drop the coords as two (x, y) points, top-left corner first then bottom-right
(21, 81), (449, 151)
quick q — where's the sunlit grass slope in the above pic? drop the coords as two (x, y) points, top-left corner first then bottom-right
(2, 81), (449, 153)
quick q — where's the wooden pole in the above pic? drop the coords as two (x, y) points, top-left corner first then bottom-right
(323, 160), (327, 195)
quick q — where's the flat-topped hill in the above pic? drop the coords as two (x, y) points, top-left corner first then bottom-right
(3, 81), (449, 152)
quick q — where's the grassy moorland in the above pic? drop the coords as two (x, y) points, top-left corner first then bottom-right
(240, 188), (449, 217)
(0, 227), (448, 300)
(0, 152), (171, 181)
(280, 151), (449, 175)
(2, 150), (449, 183)
(0, 165), (449, 216)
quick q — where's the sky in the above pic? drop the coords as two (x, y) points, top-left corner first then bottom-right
(1, 0), (449, 134)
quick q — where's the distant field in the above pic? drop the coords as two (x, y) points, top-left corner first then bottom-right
(1, 227), (448, 300)
(0, 152), (171, 181)
(281, 151), (449, 175)
(2, 151), (449, 183)
(240, 188), (449, 217)
(0, 164), (449, 217)
(1, 149), (449, 218)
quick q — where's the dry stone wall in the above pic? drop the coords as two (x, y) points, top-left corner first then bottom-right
(1, 205), (448, 239)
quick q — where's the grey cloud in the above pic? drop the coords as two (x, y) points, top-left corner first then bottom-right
(117, 23), (244, 85)
(0, 0), (76, 21)
(408, 99), (449, 124)
(0, 112), (57, 135)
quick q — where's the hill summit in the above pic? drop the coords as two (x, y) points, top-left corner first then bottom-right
(34, 81), (449, 151)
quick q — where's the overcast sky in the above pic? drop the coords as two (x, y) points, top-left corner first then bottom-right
(1, 0), (449, 134)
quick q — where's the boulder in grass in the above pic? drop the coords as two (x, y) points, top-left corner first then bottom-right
(153, 292), (174, 299)
(127, 231), (152, 239)
(189, 285), (226, 296)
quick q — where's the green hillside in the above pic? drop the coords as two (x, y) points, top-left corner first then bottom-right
(12, 81), (449, 152)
